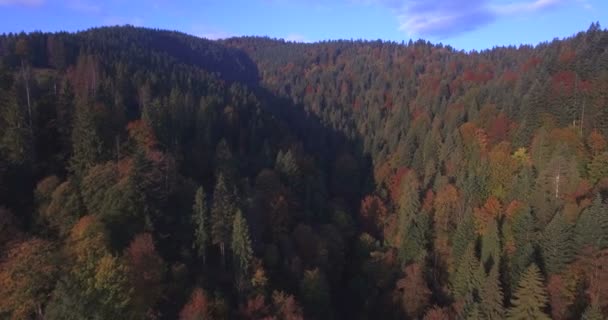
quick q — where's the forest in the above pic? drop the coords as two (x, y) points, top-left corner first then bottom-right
(0, 23), (607, 319)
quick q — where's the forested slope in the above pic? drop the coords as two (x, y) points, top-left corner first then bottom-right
(0, 24), (607, 319)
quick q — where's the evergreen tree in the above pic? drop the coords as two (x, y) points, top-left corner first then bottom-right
(480, 264), (505, 320)
(400, 211), (430, 264)
(507, 264), (550, 320)
(481, 218), (500, 265)
(0, 87), (32, 165)
(540, 212), (574, 275)
(581, 304), (603, 320)
(211, 174), (235, 263)
(70, 103), (101, 177)
(453, 244), (482, 299)
(398, 173), (420, 265)
(193, 186), (210, 265)
(575, 193), (608, 250)
(231, 209), (253, 279)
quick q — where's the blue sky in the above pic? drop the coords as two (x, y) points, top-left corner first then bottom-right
(0, 0), (605, 51)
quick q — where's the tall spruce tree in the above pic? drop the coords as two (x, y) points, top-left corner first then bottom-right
(193, 186), (210, 265)
(211, 174), (235, 263)
(231, 209), (253, 292)
(507, 264), (550, 320)
(540, 211), (574, 275)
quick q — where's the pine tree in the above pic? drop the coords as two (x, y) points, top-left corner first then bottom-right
(400, 211), (430, 264)
(581, 304), (603, 320)
(480, 264), (505, 320)
(507, 264), (550, 320)
(481, 218), (500, 265)
(0, 87), (32, 165)
(70, 102), (101, 177)
(192, 186), (210, 265)
(398, 173), (420, 265)
(232, 210), (253, 275)
(540, 212), (574, 275)
(211, 174), (235, 264)
(453, 244), (482, 298)
(575, 193), (608, 250)
(452, 212), (476, 267)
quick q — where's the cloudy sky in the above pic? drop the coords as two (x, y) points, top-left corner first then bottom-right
(0, 0), (605, 50)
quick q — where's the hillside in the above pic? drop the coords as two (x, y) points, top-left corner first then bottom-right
(0, 24), (608, 319)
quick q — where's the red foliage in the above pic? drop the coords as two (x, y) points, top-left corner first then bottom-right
(180, 288), (211, 320)
(359, 195), (388, 237)
(389, 167), (411, 203)
(502, 70), (519, 84)
(551, 71), (577, 96)
(547, 275), (572, 320)
(487, 113), (512, 144)
(522, 57), (542, 72)
(127, 120), (157, 151)
(396, 263), (431, 318)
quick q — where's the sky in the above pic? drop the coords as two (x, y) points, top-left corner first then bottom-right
(0, 0), (605, 51)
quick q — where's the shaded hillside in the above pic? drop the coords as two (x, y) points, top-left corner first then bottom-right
(0, 24), (608, 320)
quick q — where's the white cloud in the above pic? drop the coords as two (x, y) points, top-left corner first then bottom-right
(0, 0), (44, 6)
(356, 0), (568, 38)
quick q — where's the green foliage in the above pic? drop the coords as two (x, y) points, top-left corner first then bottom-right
(231, 209), (253, 289)
(540, 211), (574, 274)
(192, 186), (210, 263)
(575, 194), (608, 250)
(480, 265), (506, 320)
(211, 174), (235, 261)
(507, 264), (550, 320)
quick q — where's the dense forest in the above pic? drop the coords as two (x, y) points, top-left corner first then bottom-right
(0, 24), (608, 319)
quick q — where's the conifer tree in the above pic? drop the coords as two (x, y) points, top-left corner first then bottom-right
(541, 212), (574, 274)
(70, 102), (101, 177)
(398, 173), (420, 264)
(481, 218), (500, 265)
(193, 186), (210, 265)
(453, 244), (482, 298)
(507, 264), (550, 320)
(575, 193), (608, 250)
(211, 174), (235, 263)
(480, 264), (505, 320)
(232, 209), (253, 276)
(581, 304), (603, 320)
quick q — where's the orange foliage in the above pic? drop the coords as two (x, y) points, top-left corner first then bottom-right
(588, 130), (607, 155)
(359, 195), (388, 237)
(127, 120), (157, 152)
(125, 233), (165, 315)
(396, 263), (431, 318)
(389, 167), (410, 203)
(474, 196), (502, 235)
(547, 275), (575, 320)
(422, 306), (450, 320)
(180, 288), (211, 320)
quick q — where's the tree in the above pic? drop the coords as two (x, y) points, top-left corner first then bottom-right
(575, 193), (608, 250)
(507, 264), (550, 320)
(397, 263), (431, 318)
(397, 173), (420, 265)
(581, 304), (603, 320)
(0, 238), (59, 319)
(70, 103), (101, 177)
(180, 288), (211, 320)
(300, 268), (331, 319)
(452, 244), (482, 299)
(480, 264), (505, 320)
(232, 209), (253, 293)
(541, 212), (574, 275)
(193, 186), (210, 265)
(124, 233), (165, 318)
(211, 174), (235, 263)
(0, 87), (32, 165)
